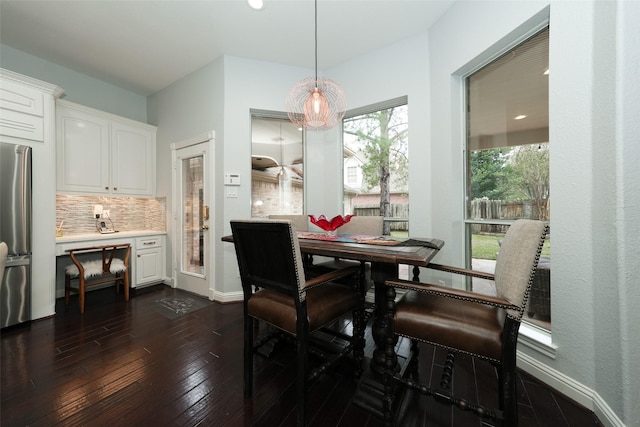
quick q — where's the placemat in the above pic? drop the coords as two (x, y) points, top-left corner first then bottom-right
(297, 232), (442, 249)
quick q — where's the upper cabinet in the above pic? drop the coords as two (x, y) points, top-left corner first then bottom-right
(56, 100), (157, 196)
(1, 69), (63, 143)
(56, 104), (110, 193)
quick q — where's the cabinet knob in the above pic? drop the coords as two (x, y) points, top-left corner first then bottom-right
(201, 225), (209, 230)
(105, 187), (109, 190)
(114, 187), (118, 191)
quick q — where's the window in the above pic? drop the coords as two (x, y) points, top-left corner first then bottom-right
(346, 166), (357, 185)
(250, 113), (304, 217)
(465, 28), (551, 329)
(343, 98), (408, 236)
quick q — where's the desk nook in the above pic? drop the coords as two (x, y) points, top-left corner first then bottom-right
(64, 243), (131, 313)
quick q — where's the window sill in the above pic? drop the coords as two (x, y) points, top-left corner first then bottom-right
(518, 322), (557, 359)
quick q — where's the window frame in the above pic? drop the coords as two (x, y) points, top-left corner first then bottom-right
(249, 109), (306, 218)
(346, 165), (357, 185)
(459, 24), (555, 357)
(341, 96), (409, 234)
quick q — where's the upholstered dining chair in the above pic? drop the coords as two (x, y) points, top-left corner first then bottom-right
(314, 215), (384, 291)
(382, 219), (548, 427)
(268, 214), (309, 232)
(230, 219), (366, 427)
(337, 215), (384, 236)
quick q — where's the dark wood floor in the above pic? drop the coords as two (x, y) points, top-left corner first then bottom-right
(1, 284), (601, 427)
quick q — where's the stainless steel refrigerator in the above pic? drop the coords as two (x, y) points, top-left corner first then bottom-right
(0, 142), (32, 328)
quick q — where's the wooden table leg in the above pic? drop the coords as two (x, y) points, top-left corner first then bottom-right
(352, 262), (399, 417)
(371, 263), (399, 375)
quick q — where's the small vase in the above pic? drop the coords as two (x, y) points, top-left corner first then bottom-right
(325, 229), (338, 237)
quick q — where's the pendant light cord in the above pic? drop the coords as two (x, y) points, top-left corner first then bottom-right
(314, 0), (318, 86)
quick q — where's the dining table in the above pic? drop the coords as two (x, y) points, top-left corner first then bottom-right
(222, 231), (444, 416)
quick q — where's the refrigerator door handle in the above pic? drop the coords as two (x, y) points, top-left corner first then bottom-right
(5, 256), (31, 267)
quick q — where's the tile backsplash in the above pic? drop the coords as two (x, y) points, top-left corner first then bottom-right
(56, 195), (166, 235)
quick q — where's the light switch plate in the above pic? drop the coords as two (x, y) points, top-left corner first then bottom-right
(224, 173), (241, 186)
(226, 187), (238, 198)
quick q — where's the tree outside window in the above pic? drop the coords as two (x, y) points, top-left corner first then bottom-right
(343, 103), (408, 236)
(470, 144), (549, 221)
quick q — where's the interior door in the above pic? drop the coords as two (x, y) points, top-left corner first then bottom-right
(174, 140), (211, 297)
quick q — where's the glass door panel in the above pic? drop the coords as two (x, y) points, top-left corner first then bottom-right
(182, 156), (205, 276)
(174, 140), (211, 297)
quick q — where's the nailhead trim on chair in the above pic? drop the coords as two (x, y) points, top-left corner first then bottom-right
(388, 281), (520, 312)
(514, 230), (547, 320)
(287, 222), (307, 302)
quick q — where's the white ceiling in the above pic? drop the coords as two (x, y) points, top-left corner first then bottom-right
(0, 0), (455, 96)
(0, 0), (548, 146)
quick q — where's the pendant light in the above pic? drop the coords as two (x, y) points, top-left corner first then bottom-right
(286, 0), (346, 131)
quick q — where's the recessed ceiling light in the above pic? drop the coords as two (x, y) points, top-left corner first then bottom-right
(514, 115), (527, 120)
(247, 0), (264, 10)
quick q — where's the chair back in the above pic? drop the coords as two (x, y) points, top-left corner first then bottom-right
(339, 216), (384, 236)
(494, 219), (548, 319)
(231, 219), (307, 302)
(268, 214), (309, 232)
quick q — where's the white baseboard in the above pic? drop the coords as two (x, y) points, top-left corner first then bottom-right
(592, 392), (626, 427)
(213, 290), (243, 303)
(517, 350), (625, 427)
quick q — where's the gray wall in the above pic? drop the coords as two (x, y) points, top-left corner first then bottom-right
(147, 57), (224, 298)
(1, 44), (148, 122)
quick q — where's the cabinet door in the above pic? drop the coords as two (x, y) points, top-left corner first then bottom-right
(0, 79), (45, 142)
(111, 120), (155, 196)
(136, 247), (163, 286)
(57, 106), (110, 193)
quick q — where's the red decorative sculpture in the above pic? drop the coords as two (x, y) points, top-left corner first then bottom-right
(308, 214), (354, 232)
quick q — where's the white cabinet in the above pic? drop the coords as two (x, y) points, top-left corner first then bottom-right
(56, 100), (156, 196)
(56, 105), (110, 193)
(135, 236), (165, 287)
(111, 120), (155, 195)
(0, 69), (64, 143)
(55, 232), (167, 293)
(0, 78), (46, 142)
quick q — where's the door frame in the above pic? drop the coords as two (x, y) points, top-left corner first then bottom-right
(170, 131), (215, 300)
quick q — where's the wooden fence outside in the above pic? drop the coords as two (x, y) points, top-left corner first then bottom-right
(470, 199), (541, 233)
(351, 199), (542, 234)
(353, 204), (409, 231)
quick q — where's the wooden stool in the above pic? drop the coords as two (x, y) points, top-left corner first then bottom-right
(64, 244), (131, 314)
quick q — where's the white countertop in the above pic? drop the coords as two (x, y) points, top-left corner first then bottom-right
(56, 230), (166, 244)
